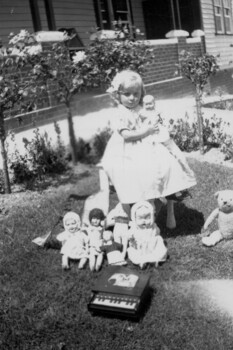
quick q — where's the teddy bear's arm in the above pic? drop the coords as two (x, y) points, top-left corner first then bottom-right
(203, 208), (219, 230)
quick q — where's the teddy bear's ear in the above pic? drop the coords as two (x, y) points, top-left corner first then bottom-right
(214, 191), (219, 198)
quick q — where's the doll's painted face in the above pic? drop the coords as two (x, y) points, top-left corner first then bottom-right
(135, 207), (152, 229)
(143, 95), (155, 111)
(103, 230), (113, 242)
(65, 218), (80, 234)
(90, 216), (101, 227)
(119, 81), (142, 109)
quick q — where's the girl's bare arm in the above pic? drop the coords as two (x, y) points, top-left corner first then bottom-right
(121, 124), (158, 142)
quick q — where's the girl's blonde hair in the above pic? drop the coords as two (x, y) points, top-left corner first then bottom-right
(107, 70), (145, 105)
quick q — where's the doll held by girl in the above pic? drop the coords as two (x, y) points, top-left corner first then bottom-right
(140, 94), (195, 183)
(101, 70), (196, 227)
(127, 201), (167, 269)
(85, 208), (105, 272)
(56, 212), (89, 270)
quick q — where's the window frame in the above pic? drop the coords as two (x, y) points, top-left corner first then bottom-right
(213, 0), (233, 35)
(29, 0), (56, 32)
(93, 0), (134, 32)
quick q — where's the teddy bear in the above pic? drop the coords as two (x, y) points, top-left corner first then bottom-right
(202, 190), (233, 246)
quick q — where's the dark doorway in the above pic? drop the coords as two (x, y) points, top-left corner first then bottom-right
(142, 0), (202, 39)
(143, 0), (173, 39)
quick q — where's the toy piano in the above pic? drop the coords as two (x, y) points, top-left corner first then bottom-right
(87, 266), (151, 320)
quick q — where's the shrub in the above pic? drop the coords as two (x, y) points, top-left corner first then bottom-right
(90, 125), (113, 163)
(168, 113), (233, 160)
(178, 50), (219, 154)
(75, 138), (91, 163)
(8, 122), (68, 184)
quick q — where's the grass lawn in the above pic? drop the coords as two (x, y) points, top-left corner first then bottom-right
(1, 158), (233, 350)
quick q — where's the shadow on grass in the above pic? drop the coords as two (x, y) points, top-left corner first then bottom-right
(11, 169), (92, 193)
(157, 202), (205, 238)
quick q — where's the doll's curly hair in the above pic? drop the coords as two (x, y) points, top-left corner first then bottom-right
(89, 208), (105, 222)
(106, 70), (145, 105)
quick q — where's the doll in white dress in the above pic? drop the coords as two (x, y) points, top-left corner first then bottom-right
(56, 212), (89, 270)
(127, 201), (168, 269)
(140, 94), (195, 183)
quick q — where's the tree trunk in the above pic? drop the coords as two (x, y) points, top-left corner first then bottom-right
(195, 85), (204, 155)
(66, 101), (78, 165)
(0, 112), (11, 193)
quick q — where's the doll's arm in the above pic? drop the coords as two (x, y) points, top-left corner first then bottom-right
(203, 208), (219, 230)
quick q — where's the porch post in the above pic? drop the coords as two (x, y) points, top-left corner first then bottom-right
(175, 0), (182, 29)
(170, 0), (176, 29)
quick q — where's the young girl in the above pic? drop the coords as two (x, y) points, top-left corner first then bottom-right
(56, 212), (89, 270)
(101, 70), (196, 215)
(85, 208), (105, 272)
(127, 201), (167, 269)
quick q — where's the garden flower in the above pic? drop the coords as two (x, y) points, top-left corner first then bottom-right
(25, 44), (42, 56)
(72, 51), (86, 64)
(9, 29), (29, 45)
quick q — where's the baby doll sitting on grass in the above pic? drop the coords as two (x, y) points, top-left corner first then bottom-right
(32, 211), (89, 270)
(127, 201), (168, 269)
(56, 211), (89, 270)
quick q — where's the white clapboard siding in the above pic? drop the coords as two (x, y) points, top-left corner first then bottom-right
(0, 0), (34, 45)
(201, 0), (233, 67)
(52, 0), (96, 46)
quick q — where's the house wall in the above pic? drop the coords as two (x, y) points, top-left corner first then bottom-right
(52, 0), (96, 46)
(4, 35), (203, 133)
(0, 0), (34, 45)
(130, 0), (147, 37)
(200, 0), (233, 68)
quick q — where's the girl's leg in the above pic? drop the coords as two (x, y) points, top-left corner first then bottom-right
(95, 253), (104, 271)
(89, 253), (96, 272)
(62, 254), (70, 270)
(121, 203), (131, 219)
(166, 200), (176, 229)
(78, 258), (88, 269)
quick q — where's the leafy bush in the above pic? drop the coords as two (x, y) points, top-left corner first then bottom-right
(9, 122), (68, 184)
(75, 138), (91, 163)
(168, 113), (233, 160)
(71, 125), (113, 164)
(91, 125), (113, 162)
(178, 50), (219, 154)
(74, 38), (154, 90)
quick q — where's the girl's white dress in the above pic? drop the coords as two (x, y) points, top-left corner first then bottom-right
(102, 105), (196, 204)
(127, 222), (167, 265)
(57, 230), (89, 260)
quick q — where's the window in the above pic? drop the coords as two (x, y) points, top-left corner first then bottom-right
(213, 0), (233, 34)
(93, 0), (133, 31)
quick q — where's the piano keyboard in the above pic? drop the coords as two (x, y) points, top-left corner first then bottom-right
(87, 266), (151, 319)
(91, 293), (139, 310)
